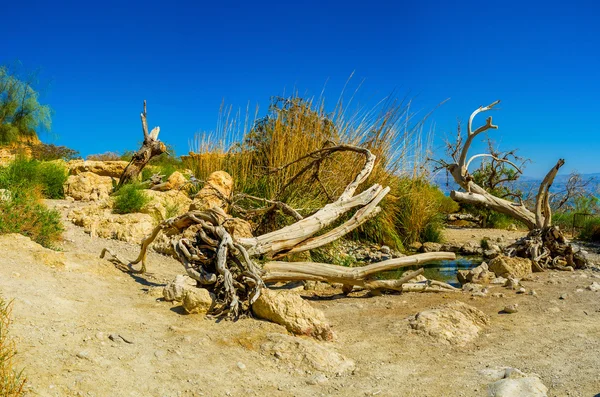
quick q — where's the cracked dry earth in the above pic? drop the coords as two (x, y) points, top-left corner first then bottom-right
(0, 199), (599, 397)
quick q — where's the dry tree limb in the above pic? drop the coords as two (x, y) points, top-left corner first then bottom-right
(108, 144), (456, 318)
(262, 252), (455, 284)
(117, 100), (167, 188)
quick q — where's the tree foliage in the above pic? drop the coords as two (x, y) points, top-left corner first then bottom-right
(0, 65), (51, 144)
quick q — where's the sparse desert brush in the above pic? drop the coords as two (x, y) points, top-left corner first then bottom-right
(0, 298), (26, 397)
(0, 184), (63, 248)
(0, 157), (68, 199)
(86, 151), (123, 161)
(185, 94), (438, 249)
(112, 183), (150, 214)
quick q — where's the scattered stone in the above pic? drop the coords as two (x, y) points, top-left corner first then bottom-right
(516, 287), (526, 294)
(307, 373), (328, 385)
(182, 288), (215, 314)
(492, 293), (505, 298)
(419, 242), (442, 253)
(408, 301), (490, 346)
(457, 262), (496, 285)
(472, 291), (487, 298)
(587, 282), (600, 292)
(559, 293), (568, 300)
(163, 275), (197, 302)
(489, 255), (532, 279)
(488, 377), (548, 396)
(260, 333), (354, 375)
(409, 241), (422, 252)
(528, 290), (537, 297)
(108, 334), (133, 344)
(76, 351), (90, 360)
(252, 288), (335, 340)
(504, 277), (520, 290)
(491, 277), (508, 285)
(380, 245), (391, 255)
(501, 304), (519, 314)
(236, 362), (246, 370)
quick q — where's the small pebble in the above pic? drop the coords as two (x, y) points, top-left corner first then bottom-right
(237, 362), (246, 370)
(501, 304), (519, 314)
(559, 293), (568, 300)
(528, 290), (537, 296)
(516, 287), (526, 294)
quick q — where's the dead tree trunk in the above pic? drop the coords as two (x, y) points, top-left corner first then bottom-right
(117, 100), (167, 189)
(440, 100), (588, 270)
(104, 145), (457, 318)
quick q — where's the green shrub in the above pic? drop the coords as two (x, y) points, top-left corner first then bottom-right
(0, 184), (63, 248)
(578, 217), (600, 242)
(0, 158), (68, 199)
(37, 162), (68, 199)
(113, 184), (150, 214)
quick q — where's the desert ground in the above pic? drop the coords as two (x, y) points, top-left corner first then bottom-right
(0, 199), (599, 397)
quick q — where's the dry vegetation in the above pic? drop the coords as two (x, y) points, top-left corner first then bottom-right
(0, 298), (25, 397)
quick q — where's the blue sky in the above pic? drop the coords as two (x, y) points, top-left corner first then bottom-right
(1, 0), (598, 177)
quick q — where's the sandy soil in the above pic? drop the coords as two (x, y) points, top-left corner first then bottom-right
(1, 200), (599, 397)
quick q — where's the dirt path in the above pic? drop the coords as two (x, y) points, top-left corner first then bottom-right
(1, 201), (599, 396)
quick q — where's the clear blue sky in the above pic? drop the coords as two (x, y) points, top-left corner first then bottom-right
(1, 0), (598, 177)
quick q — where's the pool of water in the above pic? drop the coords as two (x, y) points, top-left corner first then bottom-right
(378, 256), (483, 287)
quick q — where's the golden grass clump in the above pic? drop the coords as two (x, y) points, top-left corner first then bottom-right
(185, 92), (448, 249)
(0, 298), (25, 397)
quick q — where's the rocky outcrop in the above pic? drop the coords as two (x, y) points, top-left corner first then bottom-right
(66, 160), (129, 178)
(260, 333), (354, 375)
(68, 204), (155, 243)
(252, 288), (335, 341)
(142, 189), (192, 220)
(408, 301), (490, 346)
(64, 172), (114, 201)
(189, 171), (233, 211)
(489, 255), (532, 279)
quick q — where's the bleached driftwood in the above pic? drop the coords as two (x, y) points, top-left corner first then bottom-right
(117, 101), (167, 188)
(104, 144), (458, 317)
(438, 101), (589, 270)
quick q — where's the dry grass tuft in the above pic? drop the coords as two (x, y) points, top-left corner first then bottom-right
(0, 298), (25, 397)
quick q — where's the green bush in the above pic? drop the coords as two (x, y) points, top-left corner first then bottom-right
(578, 217), (600, 242)
(113, 184), (150, 214)
(0, 184), (63, 248)
(0, 158), (68, 199)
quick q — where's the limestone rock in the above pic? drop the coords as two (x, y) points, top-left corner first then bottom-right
(150, 171), (188, 191)
(142, 189), (192, 220)
(252, 288), (335, 341)
(182, 288), (215, 314)
(69, 204), (155, 243)
(64, 172), (114, 201)
(223, 217), (254, 239)
(0, 234), (66, 268)
(457, 262), (496, 285)
(189, 171), (233, 211)
(260, 333), (354, 375)
(419, 242), (442, 253)
(408, 301), (490, 346)
(488, 377), (548, 396)
(489, 255), (532, 279)
(587, 281), (600, 292)
(67, 160), (129, 178)
(163, 275), (197, 302)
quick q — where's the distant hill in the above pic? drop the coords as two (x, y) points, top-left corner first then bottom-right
(432, 172), (599, 198)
